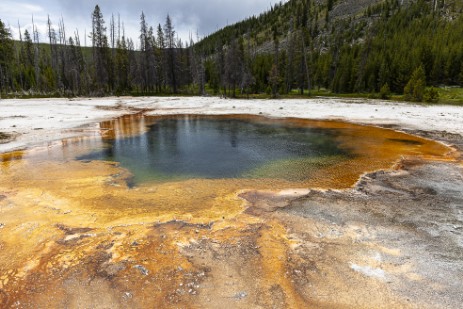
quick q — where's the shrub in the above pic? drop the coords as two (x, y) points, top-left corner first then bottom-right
(404, 66), (426, 102)
(424, 87), (439, 103)
(380, 83), (391, 100)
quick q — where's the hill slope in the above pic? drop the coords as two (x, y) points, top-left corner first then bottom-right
(196, 0), (463, 98)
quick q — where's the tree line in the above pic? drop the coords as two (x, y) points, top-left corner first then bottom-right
(0, 5), (203, 96)
(198, 0), (463, 101)
(1, 0), (463, 100)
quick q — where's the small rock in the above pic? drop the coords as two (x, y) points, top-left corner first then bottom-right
(122, 292), (132, 300)
(133, 265), (149, 276)
(234, 291), (248, 300)
(100, 262), (126, 277)
(0, 223), (4, 229)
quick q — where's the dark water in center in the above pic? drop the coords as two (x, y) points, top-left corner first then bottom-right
(78, 116), (349, 184)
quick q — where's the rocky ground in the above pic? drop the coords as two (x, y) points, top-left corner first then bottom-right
(2, 153), (460, 308)
(0, 98), (462, 308)
(246, 158), (463, 308)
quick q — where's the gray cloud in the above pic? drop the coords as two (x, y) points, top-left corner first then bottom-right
(1, 0), (278, 46)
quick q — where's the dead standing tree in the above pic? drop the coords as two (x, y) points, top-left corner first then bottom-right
(164, 15), (177, 93)
(91, 5), (109, 94)
(139, 12), (157, 93)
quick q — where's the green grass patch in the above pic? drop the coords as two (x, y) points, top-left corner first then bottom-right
(435, 87), (463, 105)
(1, 92), (67, 99)
(3, 86), (462, 106)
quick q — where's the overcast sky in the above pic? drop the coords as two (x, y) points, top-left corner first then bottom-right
(0, 0), (281, 47)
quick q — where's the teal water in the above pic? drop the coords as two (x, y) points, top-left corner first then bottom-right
(78, 116), (349, 184)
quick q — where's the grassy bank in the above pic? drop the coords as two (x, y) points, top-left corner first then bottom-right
(434, 87), (463, 105)
(230, 87), (463, 105)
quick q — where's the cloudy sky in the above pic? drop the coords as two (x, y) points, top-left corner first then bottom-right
(0, 0), (280, 47)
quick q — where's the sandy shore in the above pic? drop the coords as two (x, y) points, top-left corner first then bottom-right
(0, 97), (462, 308)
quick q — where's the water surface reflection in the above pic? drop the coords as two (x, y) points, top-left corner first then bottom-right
(79, 115), (347, 183)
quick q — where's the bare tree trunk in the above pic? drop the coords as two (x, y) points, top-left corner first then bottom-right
(59, 17), (68, 93)
(32, 16), (41, 91)
(285, 18), (294, 94)
(0, 66), (4, 97)
(17, 22), (24, 90)
(199, 56), (205, 95)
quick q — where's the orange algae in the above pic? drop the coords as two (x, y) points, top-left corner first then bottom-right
(0, 114), (456, 308)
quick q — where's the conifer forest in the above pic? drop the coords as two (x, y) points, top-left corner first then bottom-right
(0, 0), (462, 102)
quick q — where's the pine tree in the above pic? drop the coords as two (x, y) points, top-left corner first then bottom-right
(423, 86), (439, 103)
(115, 36), (130, 93)
(164, 15), (177, 93)
(459, 61), (463, 86)
(404, 66), (426, 102)
(326, 0), (334, 22)
(327, 0), (334, 11)
(21, 29), (36, 89)
(91, 5), (109, 93)
(156, 24), (165, 92)
(285, 17), (295, 94)
(224, 39), (243, 97)
(0, 19), (14, 93)
(269, 64), (281, 98)
(139, 12), (150, 92)
(66, 34), (84, 95)
(380, 83), (391, 99)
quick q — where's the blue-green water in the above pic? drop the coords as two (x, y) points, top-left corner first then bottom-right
(78, 116), (348, 184)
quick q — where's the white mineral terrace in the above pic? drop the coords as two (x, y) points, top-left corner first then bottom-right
(1, 96), (463, 152)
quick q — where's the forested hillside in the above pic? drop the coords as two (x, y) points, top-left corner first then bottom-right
(197, 0), (463, 100)
(0, 0), (463, 101)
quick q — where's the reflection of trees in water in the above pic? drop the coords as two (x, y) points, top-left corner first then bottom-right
(77, 116), (346, 182)
(229, 121), (239, 148)
(0, 151), (24, 168)
(154, 118), (179, 156)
